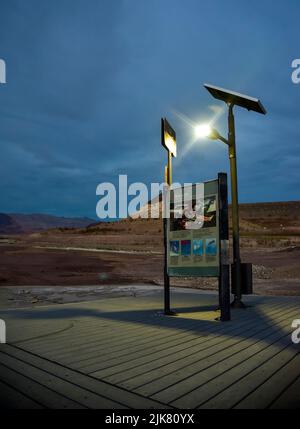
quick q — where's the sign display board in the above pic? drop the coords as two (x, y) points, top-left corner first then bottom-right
(167, 178), (220, 277)
(161, 118), (177, 158)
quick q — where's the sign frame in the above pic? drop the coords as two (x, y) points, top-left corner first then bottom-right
(167, 177), (221, 278)
(161, 118), (177, 158)
(165, 172), (230, 321)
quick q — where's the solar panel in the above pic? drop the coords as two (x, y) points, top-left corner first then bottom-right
(204, 83), (266, 115)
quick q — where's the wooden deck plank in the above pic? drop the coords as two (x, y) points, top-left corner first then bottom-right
(201, 346), (300, 409)
(20, 313), (171, 344)
(270, 374), (300, 409)
(84, 304), (297, 377)
(61, 302), (284, 366)
(24, 298), (290, 353)
(4, 295), (287, 350)
(38, 316), (219, 362)
(7, 294), (281, 349)
(17, 308), (219, 356)
(4, 319), (75, 344)
(184, 335), (295, 409)
(0, 291), (299, 409)
(1, 344), (170, 409)
(0, 380), (44, 409)
(124, 306), (299, 393)
(0, 350), (126, 409)
(234, 353), (300, 409)
(101, 304), (295, 382)
(153, 333), (295, 407)
(0, 362), (85, 409)
(136, 311), (298, 398)
(19, 319), (153, 352)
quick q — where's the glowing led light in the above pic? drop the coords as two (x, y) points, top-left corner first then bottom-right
(194, 124), (212, 138)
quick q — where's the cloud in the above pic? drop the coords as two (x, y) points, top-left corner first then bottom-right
(0, 0), (299, 217)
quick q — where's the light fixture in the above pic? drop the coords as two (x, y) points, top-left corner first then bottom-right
(201, 83), (266, 308)
(194, 124), (212, 139)
(194, 124), (227, 144)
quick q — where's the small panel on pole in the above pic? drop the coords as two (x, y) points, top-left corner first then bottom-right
(161, 118), (177, 158)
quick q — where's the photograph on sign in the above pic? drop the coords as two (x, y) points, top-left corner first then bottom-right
(170, 240), (180, 256)
(206, 238), (217, 256)
(193, 239), (204, 256)
(181, 240), (191, 256)
(170, 195), (216, 231)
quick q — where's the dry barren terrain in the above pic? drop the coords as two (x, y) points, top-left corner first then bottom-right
(0, 201), (299, 307)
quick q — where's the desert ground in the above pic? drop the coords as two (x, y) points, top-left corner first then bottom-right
(0, 201), (300, 308)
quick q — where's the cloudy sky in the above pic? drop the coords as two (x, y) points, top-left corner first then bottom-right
(0, 0), (299, 219)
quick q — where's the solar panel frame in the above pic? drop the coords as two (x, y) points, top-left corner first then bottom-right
(204, 83), (267, 115)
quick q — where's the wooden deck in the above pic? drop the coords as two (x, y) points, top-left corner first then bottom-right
(0, 288), (299, 409)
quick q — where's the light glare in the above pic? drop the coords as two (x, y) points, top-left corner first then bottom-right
(194, 124), (212, 138)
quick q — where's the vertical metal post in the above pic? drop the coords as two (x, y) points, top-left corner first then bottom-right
(163, 217), (171, 314)
(227, 104), (244, 308)
(163, 162), (170, 314)
(167, 151), (172, 185)
(163, 151), (175, 315)
(161, 117), (177, 316)
(218, 173), (231, 321)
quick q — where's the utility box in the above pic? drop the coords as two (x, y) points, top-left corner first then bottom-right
(231, 263), (253, 295)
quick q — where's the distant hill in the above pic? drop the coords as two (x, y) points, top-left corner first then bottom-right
(78, 200), (300, 238)
(0, 213), (95, 234)
(0, 214), (23, 235)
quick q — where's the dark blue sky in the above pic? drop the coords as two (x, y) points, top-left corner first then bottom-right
(0, 0), (299, 219)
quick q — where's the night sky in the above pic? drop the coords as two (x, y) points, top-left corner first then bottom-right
(0, 0), (299, 219)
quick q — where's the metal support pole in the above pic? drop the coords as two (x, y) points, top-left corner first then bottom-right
(227, 104), (244, 308)
(163, 215), (171, 314)
(163, 151), (176, 316)
(218, 172), (231, 321)
(167, 151), (172, 185)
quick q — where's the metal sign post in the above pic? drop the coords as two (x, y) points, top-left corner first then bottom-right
(161, 118), (177, 316)
(218, 173), (231, 321)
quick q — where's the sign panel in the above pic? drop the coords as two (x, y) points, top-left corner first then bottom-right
(161, 118), (177, 157)
(167, 178), (220, 277)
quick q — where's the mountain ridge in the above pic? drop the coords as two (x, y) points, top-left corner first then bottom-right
(0, 213), (95, 234)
